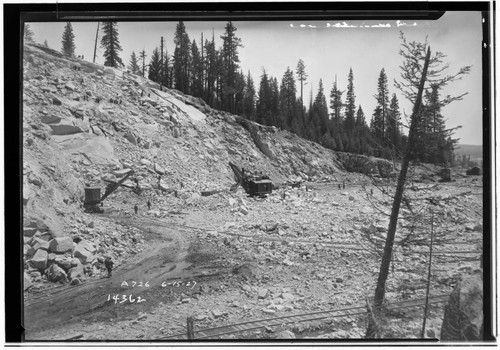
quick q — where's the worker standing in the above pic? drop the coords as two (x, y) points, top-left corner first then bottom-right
(134, 204), (138, 214)
(147, 200), (151, 210)
(105, 257), (114, 278)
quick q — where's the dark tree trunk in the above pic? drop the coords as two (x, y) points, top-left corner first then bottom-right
(373, 47), (432, 309)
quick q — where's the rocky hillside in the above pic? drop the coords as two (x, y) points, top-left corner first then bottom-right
(22, 43), (397, 289)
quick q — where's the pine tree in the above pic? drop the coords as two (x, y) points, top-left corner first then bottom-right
(387, 93), (401, 151)
(234, 70), (247, 116)
(100, 22), (124, 68)
(220, 21), (243, 113)
(24, 23), (35, 43)
(139, 50), (147, 77)
(296, 59), (308, 122)
(190, 40), (203, 97)
(329, 77), (344, 126)
(243, 71), (256, 119)
(148, 48), (162, 82)
(344, 68), (356, 130)
(128, 51), (140, 75)
(279, 67), (297, 130)
(355, 105), (366, 126)
(173, 21), (191, 93)
(256, 69), (272, 126)
(204, 36), (218, 106)
(270, 77), (280, 127)
(313, 79), (329, 137)
(61, 22), (76, 57)
(372, 68), (390, 143)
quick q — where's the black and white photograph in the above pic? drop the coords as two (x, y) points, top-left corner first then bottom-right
(10, 1), (493, 345)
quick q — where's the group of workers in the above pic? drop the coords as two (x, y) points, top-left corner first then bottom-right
(133, 200), (151, 214)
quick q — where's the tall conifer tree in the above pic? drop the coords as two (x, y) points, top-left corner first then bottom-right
(100, 22), (124, 68)
(61, 22), (76, 57)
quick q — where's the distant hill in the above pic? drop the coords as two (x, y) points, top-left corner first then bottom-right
(454, 144), (483, 160)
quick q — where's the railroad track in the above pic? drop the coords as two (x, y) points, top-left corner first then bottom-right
(159, 294), (450, 340)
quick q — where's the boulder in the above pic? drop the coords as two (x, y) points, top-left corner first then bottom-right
(24, 244), (35, 257)
(124, 132), (137, 145)
(258, 288), (269, 299)
(140, 158), (151, 166)
(52, 97), (62, 105)
(24, 272), (33, 291)
(46, 264), (67, 282)
(77, 240), (97, 254)
(70, 278), (82, 286)
(49, 237), (74, 253)
(276, 330), (296, 339)
(172, 128), (180, 138)
(49, 122), (84, 135)
(440, 272), (483, 340)
(31, 249), (48, 270)
(40, 114), (61, 124)
(23, 227), (38, 237)
(154, 163), (166, 175)
(73, 245), (93, 264)
(114, 168), (132, 177)
(54, 255), (73, 271)
(68, 262), (85, 279)
(103, 67), (116, 76)
(30, 237), (50, 251)
(212, 309), (225, 318)
(65, 82), (76, 91)
(239, 206), (249, 215)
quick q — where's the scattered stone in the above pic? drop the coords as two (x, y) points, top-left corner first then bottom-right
(124, 132), (137, 145)
(41, 115), (62, 124)
(70, 278), (82, 286)
(31, 249), (48, 270)
(49, 237), (74, 253)
(46, 263), (67, 282)
(258, 288), (269, 299)
(276, 330), (296, 339)
(30, 237), (50, 251)
(239, 206), (249, 215)
(65, 82), (76, 91)
(194, 314), (207, 321)
(212, 309), (224, 318)
(262, 308), (276, 314)
(68, 262), (85, 279)
(24, 272), (33, 290)
(24, 227), (38, 237)
(49, 123), (84, 135)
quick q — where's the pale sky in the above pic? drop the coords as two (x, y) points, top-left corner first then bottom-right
(28, 11), (483, 145)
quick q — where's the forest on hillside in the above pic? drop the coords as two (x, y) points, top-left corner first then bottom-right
(25, 21), (475, 167)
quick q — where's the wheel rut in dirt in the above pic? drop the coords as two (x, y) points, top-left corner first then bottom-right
(24, 215), (222, 337)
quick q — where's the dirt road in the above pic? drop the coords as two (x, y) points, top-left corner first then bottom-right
(24, 214), (220, 339)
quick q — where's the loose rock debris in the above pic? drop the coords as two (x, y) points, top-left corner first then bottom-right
(22, 43), (483, 341)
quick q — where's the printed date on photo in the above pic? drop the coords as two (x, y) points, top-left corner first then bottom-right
(120, 280), (197, 289)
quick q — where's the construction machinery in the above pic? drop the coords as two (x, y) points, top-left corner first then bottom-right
(83, 169), (136, 213)
(229, 162), (273, 197)
(438, 168), (452, 182)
